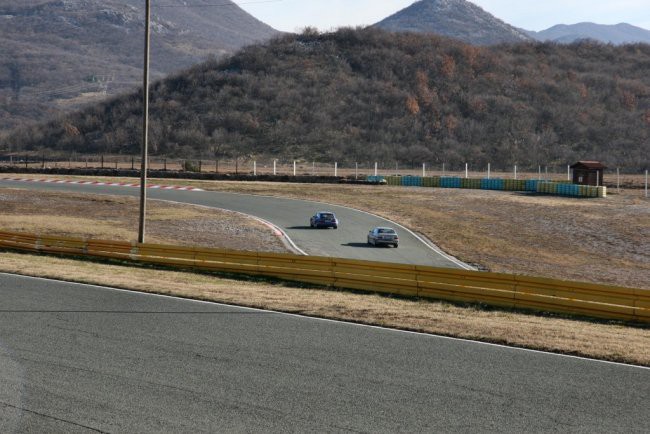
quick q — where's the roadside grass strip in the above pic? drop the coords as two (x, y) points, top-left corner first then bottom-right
(0, 177), (204, 191)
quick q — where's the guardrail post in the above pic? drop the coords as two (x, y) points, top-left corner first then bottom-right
(129, 241), (139, 261)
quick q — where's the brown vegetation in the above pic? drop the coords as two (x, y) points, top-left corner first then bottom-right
(6, 28), (650, 170)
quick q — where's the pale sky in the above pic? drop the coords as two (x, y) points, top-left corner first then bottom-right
(239, 0), (650, 33)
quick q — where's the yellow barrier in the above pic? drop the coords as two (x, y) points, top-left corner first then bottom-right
(0, 230), (648, 323)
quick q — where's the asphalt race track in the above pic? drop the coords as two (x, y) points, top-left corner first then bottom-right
(1, 274), (648, 432)
(0, 178), (469, 269)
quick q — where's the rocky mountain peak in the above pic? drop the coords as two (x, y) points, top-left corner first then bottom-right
(375, 0), (532, 45)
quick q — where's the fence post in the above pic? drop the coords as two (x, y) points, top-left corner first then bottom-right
(442, 163), (445, 176)
(646, 170), (648, 198)
(334, 162), (338, 177)
(253, 160), (257, 176)
(538, 165), (541, 180)
(514, 165), (517, 180)
(355, 162), (358, 180)
(273, 159), (277, 176)
(374, 162), (378, 176)
(293, 160), (296, 176)
(422, 163), (426, 177)
(465, 163), (468, 179)
(567, 165), (570, 181)
(617, 168), (620, 193)
(487, 163), (491, 179)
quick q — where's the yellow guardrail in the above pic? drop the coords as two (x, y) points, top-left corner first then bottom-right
(1, 230), (648, 323)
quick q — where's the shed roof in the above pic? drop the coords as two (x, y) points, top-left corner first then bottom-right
(570, 161), (607, 169)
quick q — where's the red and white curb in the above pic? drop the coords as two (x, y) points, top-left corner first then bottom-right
(0, 177), (204, 192)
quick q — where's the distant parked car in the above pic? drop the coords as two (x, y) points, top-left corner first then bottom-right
(310, 211), (339, 229)
(367, 227), (399, 247)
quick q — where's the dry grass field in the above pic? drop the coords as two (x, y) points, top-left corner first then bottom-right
(0, 189), (286, 252)
(0, 177), (648, 366)
(166, 180), (650, 290)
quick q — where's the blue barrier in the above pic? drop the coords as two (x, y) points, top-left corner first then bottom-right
(480, 178), (505, 190)
(401, 176), (422, 187)
(557, 183), (580, 197)
(526, 179), (536, 191)
(440, 177), (462, 188)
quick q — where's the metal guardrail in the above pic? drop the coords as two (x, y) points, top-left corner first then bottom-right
(1, 230), (648, 323)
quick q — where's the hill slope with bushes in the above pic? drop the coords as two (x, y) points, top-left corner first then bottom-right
(5, 28), (650, 170)
(0, 0), (277, 130)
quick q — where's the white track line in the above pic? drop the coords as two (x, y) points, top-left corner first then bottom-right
(138, 198), (306, 256)
(1, 177), (463, 265)
(204, 190), (473, 270)
(2, 272), (647, 370)
(0, 177), (204, 192)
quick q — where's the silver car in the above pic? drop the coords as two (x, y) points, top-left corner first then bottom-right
(367, 227), (399, 248)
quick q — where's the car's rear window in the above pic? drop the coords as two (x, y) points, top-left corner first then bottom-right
(378, 229), (395, 234)
(321, 213), (334, 218)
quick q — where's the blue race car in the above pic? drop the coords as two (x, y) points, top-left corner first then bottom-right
(309, 211), (339, 229)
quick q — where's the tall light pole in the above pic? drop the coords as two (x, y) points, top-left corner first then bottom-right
(138, 0), (151, 244)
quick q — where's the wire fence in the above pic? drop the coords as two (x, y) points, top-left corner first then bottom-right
(0, 154), (648, 195)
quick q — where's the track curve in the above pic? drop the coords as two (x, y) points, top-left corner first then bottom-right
(0, 178), (469, 269)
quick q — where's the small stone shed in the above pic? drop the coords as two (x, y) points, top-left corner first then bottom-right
(570, 161), (606, 186)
